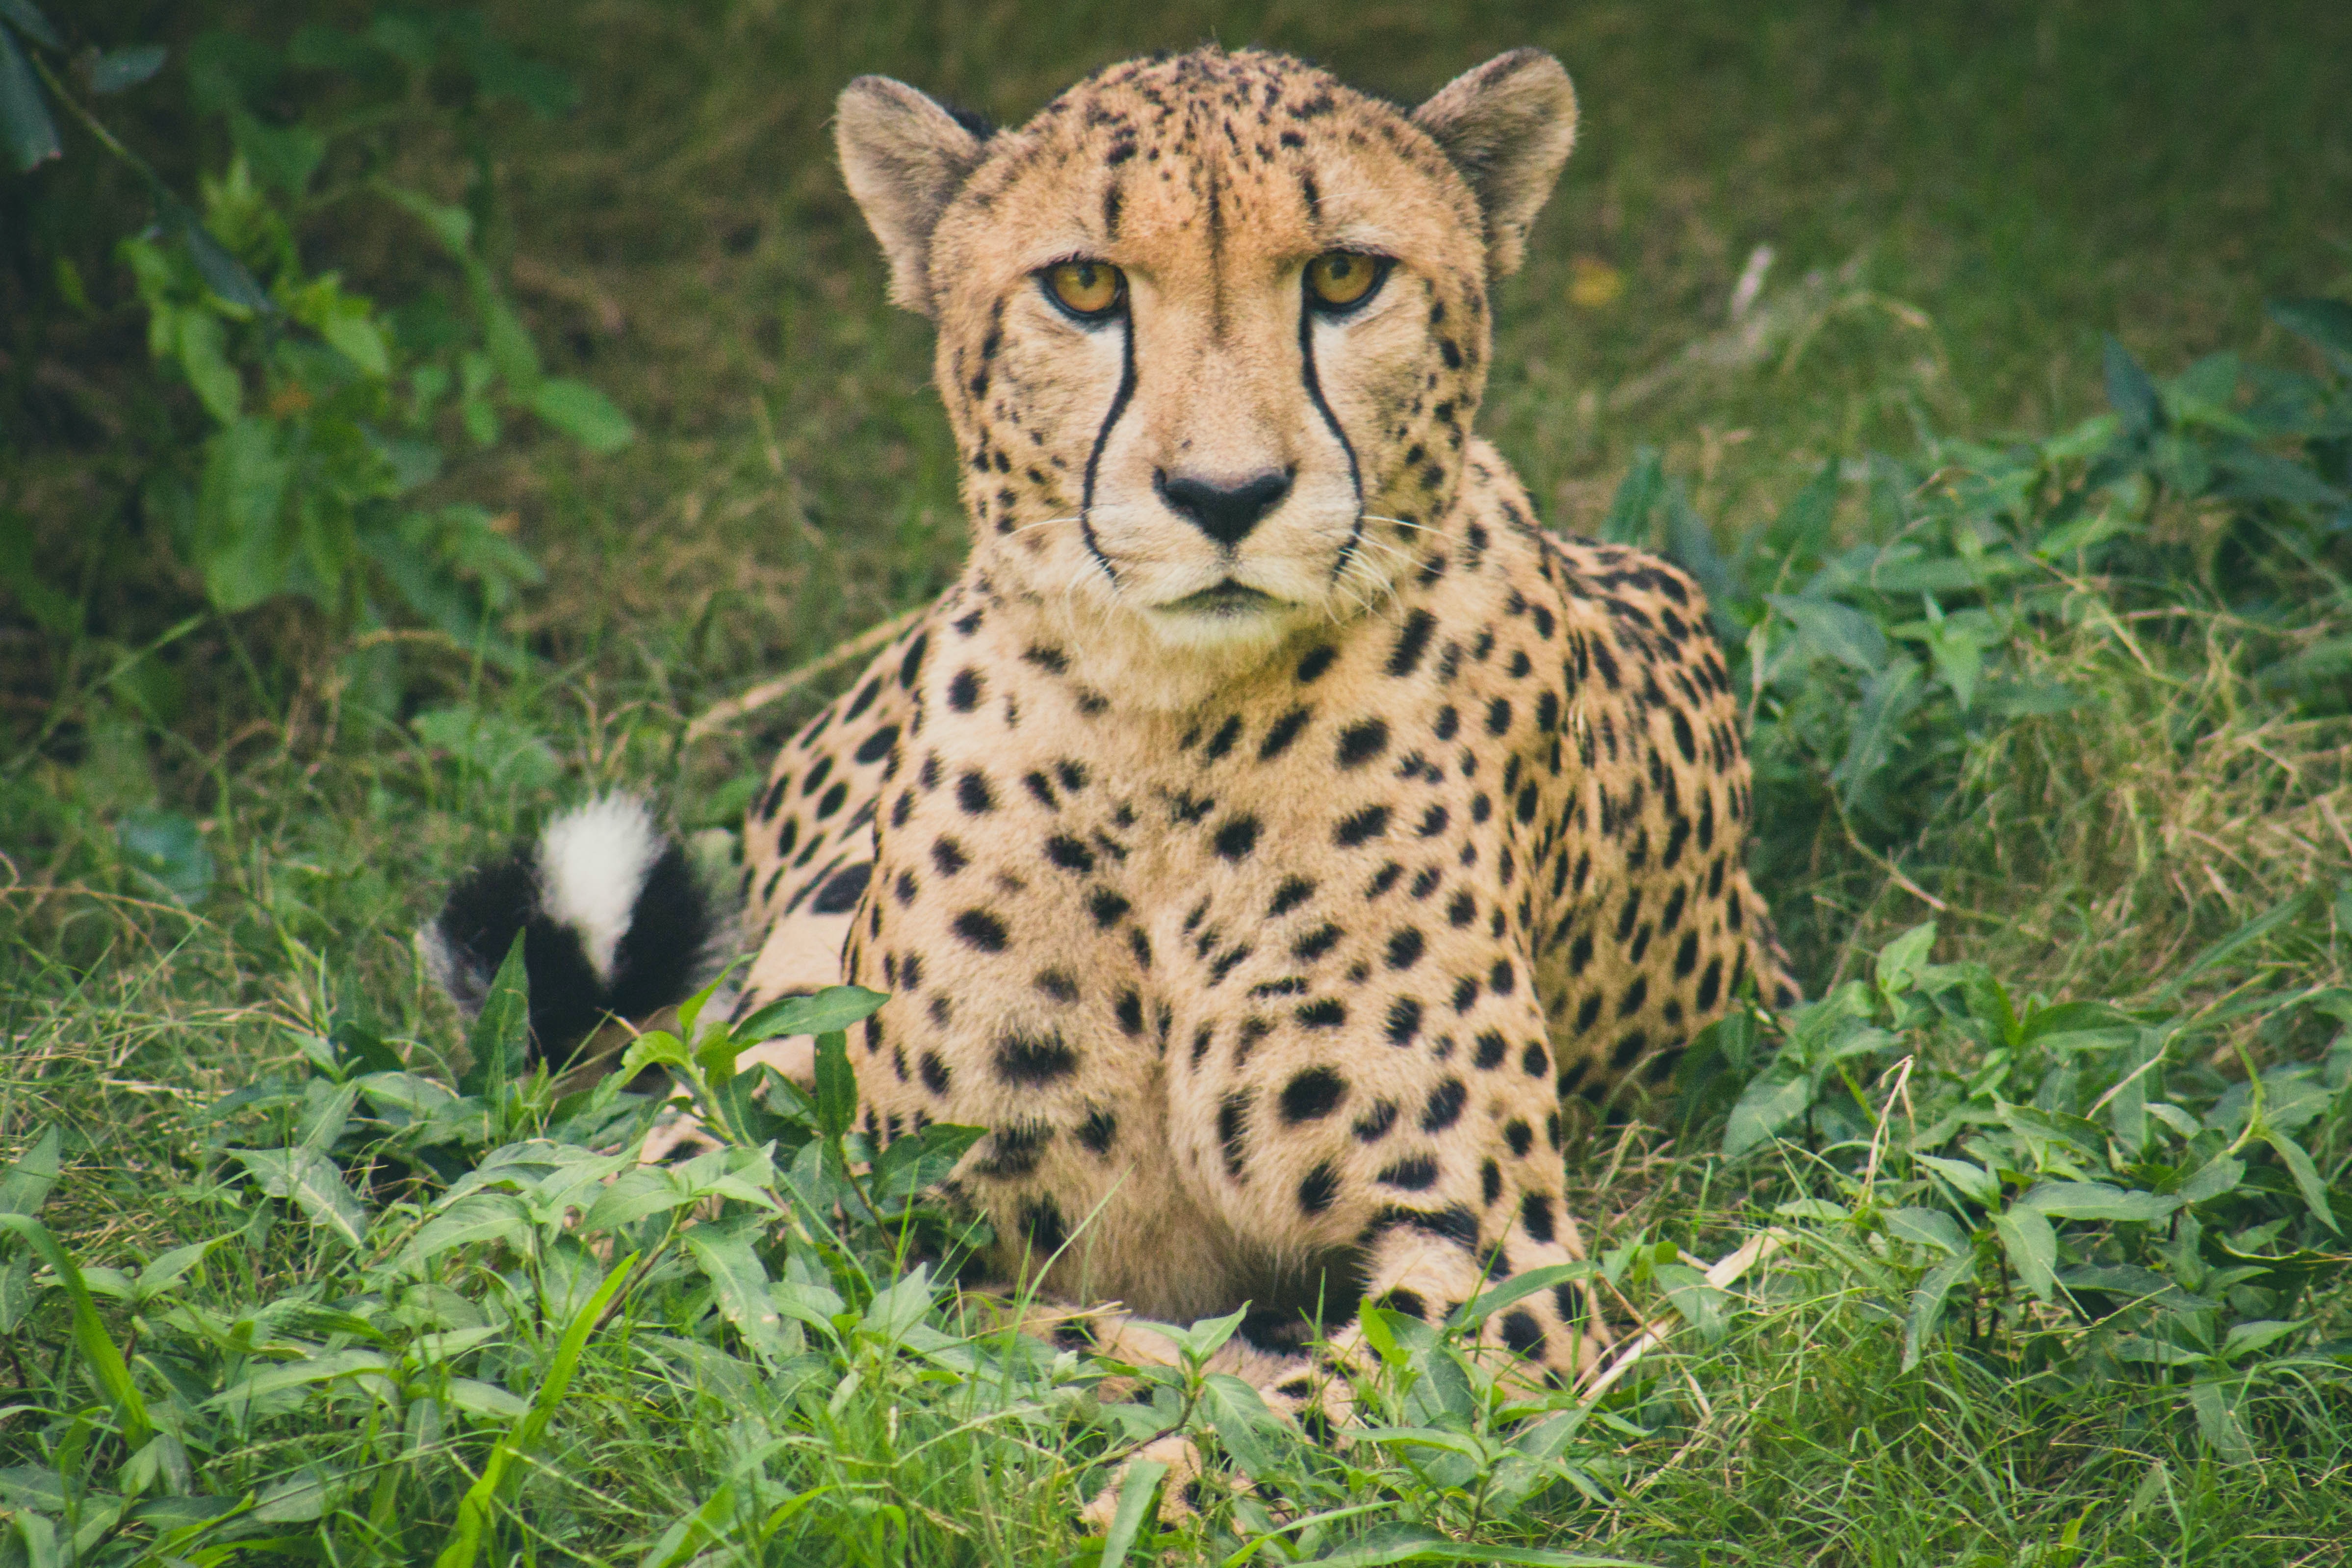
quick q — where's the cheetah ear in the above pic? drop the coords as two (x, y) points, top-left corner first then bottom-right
(1411, 50), (1578, 280)
(836, 76), (990, 317)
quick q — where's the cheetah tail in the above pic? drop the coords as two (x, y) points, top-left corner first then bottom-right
(416, 795), (736, 1071)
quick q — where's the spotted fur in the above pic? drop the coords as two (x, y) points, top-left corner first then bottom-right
(735, 46), (1797, 1412)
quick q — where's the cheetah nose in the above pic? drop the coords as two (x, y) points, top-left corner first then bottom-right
(1154, 467), (1292, 547)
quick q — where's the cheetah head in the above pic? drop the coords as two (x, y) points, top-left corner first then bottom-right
(836, 48), (1576, 675)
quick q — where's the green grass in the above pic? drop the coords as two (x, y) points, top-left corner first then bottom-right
(6, 1), (2352, 1564)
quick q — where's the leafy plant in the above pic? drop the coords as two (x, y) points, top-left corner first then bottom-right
(1, 4), (633, 674)
(1680, 913), (2352, 1461)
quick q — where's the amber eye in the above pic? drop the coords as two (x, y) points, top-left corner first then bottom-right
(1044, 260), (1126, 319)
(1305, 251), (1385, 310)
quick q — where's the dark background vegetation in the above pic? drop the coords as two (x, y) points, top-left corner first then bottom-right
(3, 2), (2352, 1564)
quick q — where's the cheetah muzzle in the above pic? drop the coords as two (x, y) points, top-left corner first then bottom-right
(426, 42), (1800, 1449)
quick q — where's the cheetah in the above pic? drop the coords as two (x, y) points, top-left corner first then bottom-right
(431, 44), (1796, 1429)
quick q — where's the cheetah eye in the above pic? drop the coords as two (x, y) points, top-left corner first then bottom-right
(1042, 260), (1127, 321)
(1304, 251), (1388, 312)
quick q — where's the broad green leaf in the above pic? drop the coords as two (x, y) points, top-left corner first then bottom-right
(205, 1348), (392, 1407)
(736, 986), (890, 1044)
(0, 0), (61, 51)
(2221, 1319), (2305, 1361)
(860, 1265), (937, 1342)
(2020, 1182), (2181, 1224)
(2178, 1153), (2245, 1204)
(443, 1378), (530, 1421)
(530, 378), (635, 454)
(1766, 593), (1889, 672)
(2262, 1128), (2341, 1234)
(379, 183), (476, 255)
(1724, 1071), (1812, 1158)
(638, 1483), (741, 1568)
(813, 1030), (857, 1139)
(1201, 1373), (1287, 1479)
(400, 1192), (530, 1268)
(2057, 1265), (2206, 1312)
(2189, 1378), (2253, 1463)
(1448, 1262), (1594, 1331)
(117, 808), (215, 906)
(1653, 1262), (1729, 1342)
(174, 308), (241, 423)
(230, 1148), (369, 1247)
(578, 1168), (692, 1233)
(1886, 1207), (1968, 1256)
(318, 311), (391, 378)
(871, 1121), (985, 1201)
(1097, 1459), (1167, 1568)
(460, 931), (530, 1101)
(2102, 335), (2163, 437)
(2154, 888), (2315, 1004)
(194, 418), (294, 612)
(89, 44), (166, 92)
(135, 1238), (221, 1300)
(1902, 1252), (1976, 1371)
(1309, 1520), (1649, 1567)
(1992, 1205), (2060, 1304)
(682, 1228), (796, 1363)
(1874, 922), (1937, 994)
(0, 22), (58, 173)
(0, 1127), (60, 1217)
(2268, 296), (2352, 374)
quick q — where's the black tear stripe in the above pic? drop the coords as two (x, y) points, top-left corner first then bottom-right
(1298, 297), (1366, 586)
(1078, 310), (1138, 586)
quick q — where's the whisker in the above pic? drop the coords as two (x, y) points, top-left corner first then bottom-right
(1363, 513), (1441, 536)
(1008, 514), (1084, 536)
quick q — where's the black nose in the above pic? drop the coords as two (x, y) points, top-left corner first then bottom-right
(1155, 468), (1292, 547)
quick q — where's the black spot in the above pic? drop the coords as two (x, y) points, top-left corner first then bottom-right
(947, 668), (985, 712)
(1336, 719), (1390, 768)
(1503, 1118), (1534, 1157)
(810, 862), (871, 914)
(1519, 1191), (1556, 1245)
(1697, 956), (1724, 1011)
(1451, 975), (1480, 1013)
(1296, 998), (1346, 1028)
(1077, 1108), (1119, 1155)
(1353, 1099), (1399, 1141)
(1385, 996), (1423, 1045)
(1296, 645), (1338, 683)
(1473, 1030), (1508, 1070)
(1489, 959), (1516, 995)
(1089, 887), (1131, 927)
(1420, 1077), (1466, 1132)
(1447, 891), (1476, 927)
(918, 1051), (951, 1094)
(1618, 977), (1649, 1018)
(1434, 705), (1461, 741)
(1335, 805), (1390, 847)
(1522, 1041), (1550, 1077)
(1292, 923), (1343, 961)
(996, 1028), (1077, 1083)
(1389, 609), (1437, 676)
(956, 771), (995, 814)
(1033, 968), (1080, 1004)
(1218, 1091), (1253, 1178)
(1269, 876), (1317, 918)
(1416, 805), (1449, 839)
(1610, 1031), (1648, 1069)
(854, 725), (901, 765)
(1297, 1162), (1341, 1215)
(1386, 927), (1425, 970)
(1045, 834), (1095, 873)
(1259, 707), (1313, 760)
(953, 909), (1008, 951)
(931, 837), (968, 876)
(1021, 1196), (1068, 1255)
(1366, 862), (1404, 899)
(815, 781), (849, 821)
(1214, 815), (1262, 860)
(1280, 1066), (1348, 1122)
(1481, 1157), (1502, 1206)
(1499, 1310), (1546, 1357)
(1378, 1156), (1439, 1190)
(1372, 1286), (1428, 1321)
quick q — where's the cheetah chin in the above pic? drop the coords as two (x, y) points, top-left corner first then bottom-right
(426, 44), (1801, 1477)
